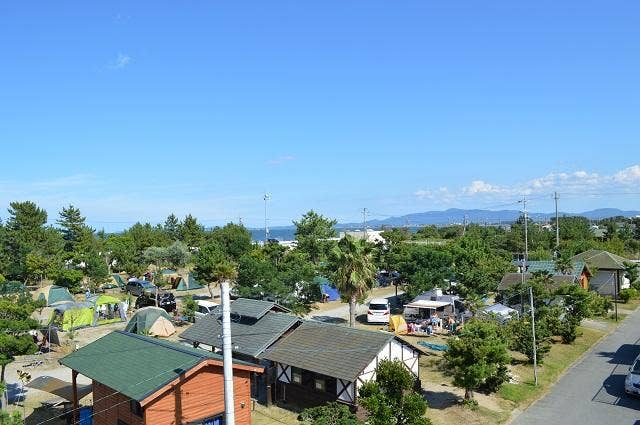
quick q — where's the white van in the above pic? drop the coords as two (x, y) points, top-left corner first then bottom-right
(367, 298), (390, 324)
(194, 300), (218, 321)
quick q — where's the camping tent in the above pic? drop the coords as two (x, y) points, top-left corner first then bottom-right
(479, 303), (518, 324)
(87, 294), (127, 325)
(174, 273), (204, 291)
(389, 315), (408, 335)
(125, 307), (175, 337)
(315, 276), (340, 301)
(102, 273), (127, 289)
(48, 301), (95, 331)
(33, 285), (74, 306)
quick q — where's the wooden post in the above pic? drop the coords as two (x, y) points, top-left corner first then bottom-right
(71, 370), (79, 425)
(266, 366), (272, 407)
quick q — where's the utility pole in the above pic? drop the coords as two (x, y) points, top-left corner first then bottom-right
(529, 285), (538, 386)
(362, 208), (368, 239)
(554, 191), (560, 251)
(520, 196), (528, 263)
(221, 280), (236, 425)
(263, 193), (270, 243)
(462, 214), (468, 235)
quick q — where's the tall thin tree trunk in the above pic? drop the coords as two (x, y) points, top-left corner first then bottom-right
(464, 388), (473, 400)
(1, 364), (7, 409)
(349, 295), (356, 327)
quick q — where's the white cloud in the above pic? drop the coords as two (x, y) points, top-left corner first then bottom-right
(109, 53), (131, 70)
(463, 180), (505, 195)
(266, 155), (295, 166)
(414, 164), (640, 205)
(614, 165), (640, 184)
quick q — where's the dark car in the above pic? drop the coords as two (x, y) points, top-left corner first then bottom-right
(135, 292), (177, 313)
(126, 279), (157, 297)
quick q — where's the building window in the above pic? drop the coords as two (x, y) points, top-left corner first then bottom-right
(194, 415), (223, 425)
(130, 400), (142, 417)
(292, 368), (302, 384)
(314, 378), (326, 392)
(117, 420), (129, 425)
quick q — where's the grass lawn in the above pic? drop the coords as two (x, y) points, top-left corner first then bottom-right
(420, 321), (613, 425)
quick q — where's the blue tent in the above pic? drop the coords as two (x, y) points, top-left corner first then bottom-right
(314, 277), (340, 301)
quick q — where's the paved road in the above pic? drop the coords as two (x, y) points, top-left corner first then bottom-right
(512, 308), (640, 425)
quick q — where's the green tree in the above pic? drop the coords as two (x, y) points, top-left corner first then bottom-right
(56, 205), (87, 252)
(86, 253), (110, 290)
(182, 295), (197, 322)
(294, 210), (337, 264)
(625, 262), (639, 290)
(210, 223), (252, 260)
(300, 402), (362, 425)
(444, 320), (510, 401)
(25, 253), (51, 285)
(330, 235), (377, 327)
(51, 268), (84, 293)
(0, 299), (39, 384)
(554, 252), (573, 275)
(165, 241), (191, 268)
(193, 241), (229, 298)
(359, 360), (430, 425)
(179, 214), (205, 248)
(506, 315), (551, 363)
(3, 201), (49, 280)
(385, 244), (452, 298)
(164, 213), (181, 241)
(451, 235), (511, 297)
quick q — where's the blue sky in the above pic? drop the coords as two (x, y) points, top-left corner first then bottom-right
(1, 1), (639, 230)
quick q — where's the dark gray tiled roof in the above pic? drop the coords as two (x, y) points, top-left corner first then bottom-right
(228, 298), (289, 319)
(260, 320), (395, 382)
(180, 310), (299, 358)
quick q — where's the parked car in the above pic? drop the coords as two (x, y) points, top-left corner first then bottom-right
(135, 292), (177, 313)
(194, 300), (219, 320)
(625, 353), (640, 396)
(367, 298), (390, 324)
(126, 279), (157, 297)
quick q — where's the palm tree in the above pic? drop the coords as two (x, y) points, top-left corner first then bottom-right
(213, 259), (238, 288)
(330, 235), (378, 327)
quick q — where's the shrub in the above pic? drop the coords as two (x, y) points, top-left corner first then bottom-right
(619, 288), (638, 304)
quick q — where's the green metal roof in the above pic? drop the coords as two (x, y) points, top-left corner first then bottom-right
(60, 331), (252, 402)
(523, 260), (587, 279)
(260, 320), (396, 382)
(180, 310), (300, 358)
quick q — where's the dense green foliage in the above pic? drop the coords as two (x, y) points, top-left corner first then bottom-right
(0, 294), (40, 383)
(359, 360), (431, 425)
(300, 402), (362, 425)
(444, 320), (510, 401)
(294, 210), (337, 264)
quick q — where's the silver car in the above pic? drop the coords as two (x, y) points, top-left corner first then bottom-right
(624, 354), (640, 396)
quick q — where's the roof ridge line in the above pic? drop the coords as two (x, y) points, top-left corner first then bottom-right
(115, 330), (210, 360)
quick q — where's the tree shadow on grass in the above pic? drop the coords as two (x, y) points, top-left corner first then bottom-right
(422, 386), (462, 409)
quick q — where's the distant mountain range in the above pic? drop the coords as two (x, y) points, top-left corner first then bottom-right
(340, 208), (640, 228)
(248, 208), (640, 241)
(259, 208), (640, 231)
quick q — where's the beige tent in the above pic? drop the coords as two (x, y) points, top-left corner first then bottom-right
(147, 316), (176, 337)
